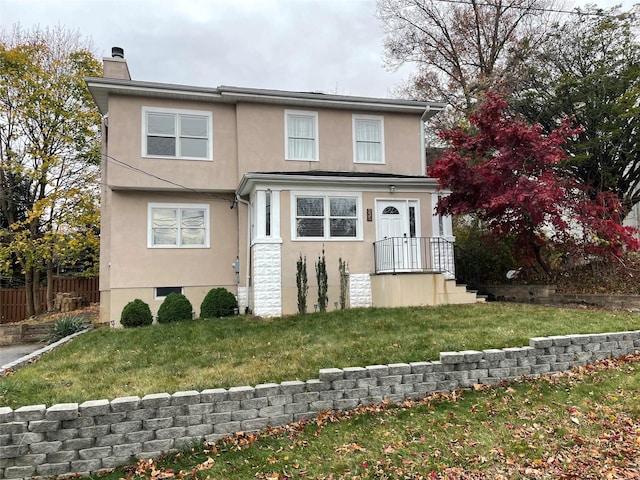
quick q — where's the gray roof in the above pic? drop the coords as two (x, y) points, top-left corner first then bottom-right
(85, 77), (445, 117)
(236, 170), (439, 196)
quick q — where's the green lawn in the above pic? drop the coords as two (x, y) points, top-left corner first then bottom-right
(1, 303), (639, 408)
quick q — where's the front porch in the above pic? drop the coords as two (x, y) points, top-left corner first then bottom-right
(371, 237), (483, 307)
(373, 236), (455, 277)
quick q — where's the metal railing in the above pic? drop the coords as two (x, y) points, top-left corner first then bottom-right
(373, 236), (456, 277)
(453, 244), (482, 288)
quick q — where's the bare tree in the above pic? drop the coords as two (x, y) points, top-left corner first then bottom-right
(378, 0), (558, 114)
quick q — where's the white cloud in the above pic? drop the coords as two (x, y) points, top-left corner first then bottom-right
(2, 0), (636, 98)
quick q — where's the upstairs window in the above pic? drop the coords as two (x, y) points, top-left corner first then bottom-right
(353, 115), (384, 164)
(285, 110), (318, 161)
(148, 203), (209, 248)
(143, 107), (212, 160)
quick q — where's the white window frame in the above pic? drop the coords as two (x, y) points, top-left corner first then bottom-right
(431, 194), (454, 239)
(285, 110), (319, 161)
(142, 106), (213, 160)
(252, 189), (282, 243)
(147, 203), (210, 248)
(353, 114), (385, 164)
(290, 191), (363, 241)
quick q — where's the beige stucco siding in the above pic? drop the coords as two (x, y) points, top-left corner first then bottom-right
(276, 189), (434, 315)
(104, 96), (425, 192)
(105, 96), (239, 190)
(97, 84), (449, 321)
(107, 190), (237, 288)
(235, 104), (424, 175)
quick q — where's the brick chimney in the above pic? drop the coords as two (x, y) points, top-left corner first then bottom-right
(103, 46), (131, 80)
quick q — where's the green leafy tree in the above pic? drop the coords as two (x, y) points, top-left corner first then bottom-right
(0, 26), (102, 315)
(512, 5), (640, 219)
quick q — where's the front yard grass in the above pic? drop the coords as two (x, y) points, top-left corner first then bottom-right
(1, 303), (639, 408)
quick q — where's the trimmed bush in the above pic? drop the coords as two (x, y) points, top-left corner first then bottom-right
(49, 315), (87, 342)
(200, 287), (238, 318)
(120, 299), (153, 328)
(157, 292), (193, 323)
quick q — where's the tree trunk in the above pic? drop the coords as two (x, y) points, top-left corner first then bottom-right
(531, 241), (551, 278)
(24, 267), (35, 318)
(46, 260), (54, 312)
(32, 268), (42, 316)
(24, 268), (38, 318)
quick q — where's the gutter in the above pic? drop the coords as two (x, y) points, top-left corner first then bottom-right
(236, 172), (439, 197)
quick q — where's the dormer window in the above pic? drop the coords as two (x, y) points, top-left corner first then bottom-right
(143, 107), (212, 160)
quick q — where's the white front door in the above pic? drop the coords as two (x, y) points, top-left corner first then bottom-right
(376, 200), (421, 272)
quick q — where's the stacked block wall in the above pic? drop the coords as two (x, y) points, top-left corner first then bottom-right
(1, 330), (638, 479)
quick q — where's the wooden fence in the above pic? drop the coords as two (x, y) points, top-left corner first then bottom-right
(0, 276), (99, 324)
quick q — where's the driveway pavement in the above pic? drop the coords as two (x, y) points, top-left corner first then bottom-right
(0, 343), (45, 367)
(1, 328), (91, 374)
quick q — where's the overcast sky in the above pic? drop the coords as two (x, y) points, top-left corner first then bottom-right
(1, 0), (637, 99)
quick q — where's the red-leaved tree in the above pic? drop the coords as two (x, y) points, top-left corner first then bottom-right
(430, 94), (639, 276)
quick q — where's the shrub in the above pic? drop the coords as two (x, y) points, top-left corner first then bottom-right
(296, 254), (308, 314)
(49, 315), (86, 342)
(339, 257), (349, 310)
(316, 248), (328, 312)
(157, 292), (193, 323)
(120, 299), (153, 328)
(200, 287), (238, 318)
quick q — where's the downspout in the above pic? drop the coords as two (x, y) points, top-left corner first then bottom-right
(420, 106), (430, 176)
(235, 194), (252, 314)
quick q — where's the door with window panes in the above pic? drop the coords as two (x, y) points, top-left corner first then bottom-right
(375, 200), (421, 271)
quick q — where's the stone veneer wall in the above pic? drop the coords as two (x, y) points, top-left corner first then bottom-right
(236, 286), (248, 314)
(349, 274), (372, 308)
(1, 330), (638, 480)
(251, 243), (282, 317)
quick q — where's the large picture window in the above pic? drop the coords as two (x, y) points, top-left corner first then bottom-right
(353, 115), (384, 164)
(148, 203), (209, 248)
(143, 107), (212, 160)
(285, 110), (318, 161)
(293, 194), (360, 240)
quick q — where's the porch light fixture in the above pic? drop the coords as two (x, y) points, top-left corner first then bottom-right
(389, 185), (396, 193)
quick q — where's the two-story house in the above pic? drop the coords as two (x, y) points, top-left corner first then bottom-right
(87, 48), (480, 326)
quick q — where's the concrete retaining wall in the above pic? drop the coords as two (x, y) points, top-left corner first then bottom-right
(1, 330), (638, 479)
(478, 285), (640, 310)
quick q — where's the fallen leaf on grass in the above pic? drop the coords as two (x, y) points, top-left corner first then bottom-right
(335, 443), (367, 454)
